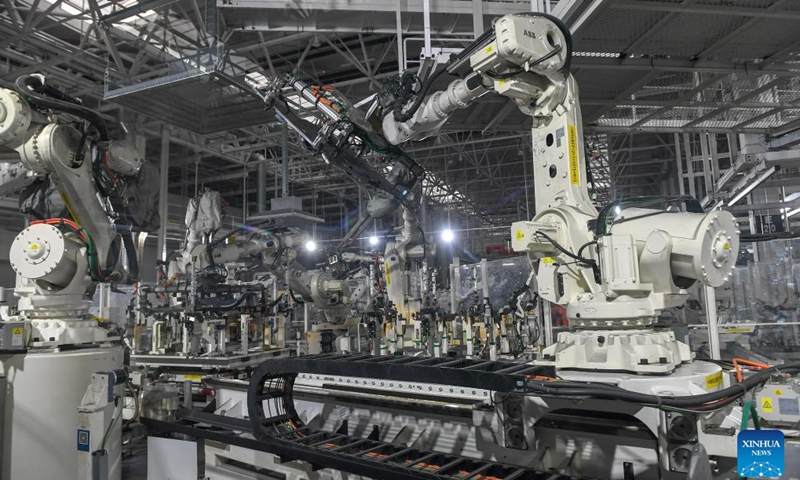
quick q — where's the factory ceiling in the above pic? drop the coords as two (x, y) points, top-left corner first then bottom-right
(0, 0), (799, 237)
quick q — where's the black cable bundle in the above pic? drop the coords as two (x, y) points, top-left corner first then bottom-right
(528, 363), (800, 412)
(15, 74), (110, 142)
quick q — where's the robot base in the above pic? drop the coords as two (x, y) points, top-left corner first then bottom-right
(542, 329), (692, 374)
(0, 345), (124, 480)
(31, 318), (118, 347)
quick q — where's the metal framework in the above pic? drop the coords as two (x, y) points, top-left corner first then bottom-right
(1, 0), (799, 248)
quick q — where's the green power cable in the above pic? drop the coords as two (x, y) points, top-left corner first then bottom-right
(741, 400), (762, 431)
(100, 401), (122, 450)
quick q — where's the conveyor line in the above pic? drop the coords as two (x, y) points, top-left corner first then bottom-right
(142, 407), (591, 480)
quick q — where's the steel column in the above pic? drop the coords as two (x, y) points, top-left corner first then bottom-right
(682, 133), (696, 198)
(257, 162), (267, 212)
(157, 125), (170, 262)
(700, 133), (712, 198)
(472, 0), (483, 38)
(282, 124), (289, 197)
(395, 2), (404, 73)
(422, 0), (432, 58)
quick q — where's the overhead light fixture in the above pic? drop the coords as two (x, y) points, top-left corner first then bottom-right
(369, 235), (379, 246)
(727, 166), (778, 207)
(441, 229), (454, 243)
(305, 240), (317, 252)
(787, 207), (800, 218)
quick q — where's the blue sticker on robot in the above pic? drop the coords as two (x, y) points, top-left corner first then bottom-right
(77, 429), (90, 452)
(738, 429), (784, 478)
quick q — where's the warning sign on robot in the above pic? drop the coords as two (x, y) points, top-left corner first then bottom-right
(567, 125), (579, 186)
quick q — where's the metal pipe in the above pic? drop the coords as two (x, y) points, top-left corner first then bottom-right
(204, 0), (217, 40)
(396, 2), (404, 73)
(472, 0), (483, 37)
(242, 164), (248, 219)
(157, 126), (170, 262)
(282, 124), (289, 198)
(422, 0), (432, 58)
(689, 322), (800, 328)
(257, 160), (267, 212)
(103, 0), (180, 23)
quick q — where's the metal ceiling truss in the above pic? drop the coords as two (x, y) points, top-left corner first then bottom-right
(560, 0), (800, 135)
(2, 0), (800, 245)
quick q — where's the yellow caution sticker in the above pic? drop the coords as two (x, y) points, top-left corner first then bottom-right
(567, 124), (579, 186)
(11, 328), (22, 335)
(485, 45), (494, 54)
(541, 257), (556, 265)
(705, 371), (722, 390)
(183, 374), (203, 381)
(723, 242), (731, 251)
(61, 192), (81, 226)
(384, 262), (391, 286)
(775, 388), (783, 396)
(29, 243), (40, 251)
(761, 397), (774, 413)
(723, 327), (752, 333)
(515, 230), (525, 241)
(498, 79), (506, 87)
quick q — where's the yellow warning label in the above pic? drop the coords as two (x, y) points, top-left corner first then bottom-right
(705, 371), (722, 390)
(515, 230), (525, 241)
(11, 328), (22, 335)
(775, 388), (783, 396)
(485, 45), (494, 54)
(183, 374), (203, 381)
(61, 192), (81, 227)
(723, 242), (731, 251)
(541, 257), (556, 265)
(723, 327), (752, 333)
(29, 243), (40, 251)
(761, 397), (774, 413)
(567, 124), (579, 186)
(384, 263), (391, 286)
(498, 79), (506, 87)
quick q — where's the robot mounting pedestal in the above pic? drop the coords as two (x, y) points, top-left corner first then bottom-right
(542, 329), (693, 374)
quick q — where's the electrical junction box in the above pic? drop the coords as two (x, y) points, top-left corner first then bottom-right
(0, 321), (28, 352)
(756, 380), (800, 425)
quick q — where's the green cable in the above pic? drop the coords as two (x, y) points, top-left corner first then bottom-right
(740, 400), (762, 431)
(100, 402), (122, 450)
(76, 225), (100, 277)
(751, 402), (761, 430)
(741, 400), (751, 430)
(737, 401), (761, 480)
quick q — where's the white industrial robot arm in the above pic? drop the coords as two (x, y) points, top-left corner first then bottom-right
(381, 13), (740, 373)
(168, 189), (309, 277)
(0, 74), (144, 345)
(0, 76), (142, 287)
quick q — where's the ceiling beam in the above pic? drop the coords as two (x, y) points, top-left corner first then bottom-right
(613, 0), (800, 20)
(571, 57), (797, 76)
